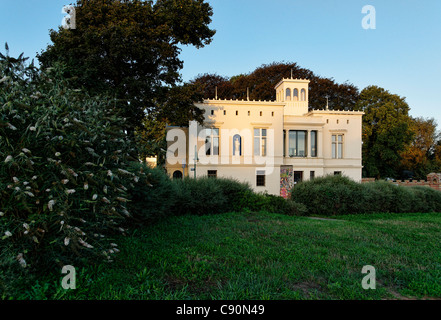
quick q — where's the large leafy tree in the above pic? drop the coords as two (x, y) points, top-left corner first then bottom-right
(400, 117), (441, 179)
(356, 86), (414, 179)
(191, 62), (360, 111)
(37, 0), (215, 135)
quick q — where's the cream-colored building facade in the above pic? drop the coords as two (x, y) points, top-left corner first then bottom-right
(166, 78), (364, 198)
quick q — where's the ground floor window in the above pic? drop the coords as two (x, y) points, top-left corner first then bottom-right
(310, 171), (315, 180)
(334, 171), (342, 176)
(208, 170), (217, 178)
(256, 170), (266, 186)
(294, 171), (303, 183)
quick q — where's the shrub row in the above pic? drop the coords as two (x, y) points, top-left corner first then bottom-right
(126, 163), (307, 223)
(291, 175), (441, 216)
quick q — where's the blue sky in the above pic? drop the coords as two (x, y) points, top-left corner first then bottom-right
(1, 0), (440, 126)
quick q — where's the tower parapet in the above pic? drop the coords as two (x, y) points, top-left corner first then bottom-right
(275, 78), (310, 115)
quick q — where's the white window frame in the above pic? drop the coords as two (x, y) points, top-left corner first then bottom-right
(332, 134), (344, 159)
(254, 128), (267, 157)
(205, 128), (220, 156)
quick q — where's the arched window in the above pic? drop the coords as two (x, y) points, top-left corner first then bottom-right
(173, 170), (183, 179)
(285, 88), (291, 101)
(233, 134), (242, 156)
(293, 88), (299, 101)
(300, 89), (306, 101)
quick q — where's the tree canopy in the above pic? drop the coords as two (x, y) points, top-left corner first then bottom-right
(400, 117), (441, 179)
(356, 86), (415, 179)
(190, 62), (360, 111)
(37, 0), (215, 134)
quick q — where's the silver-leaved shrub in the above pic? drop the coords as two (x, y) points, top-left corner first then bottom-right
(0, 46), (145, 275)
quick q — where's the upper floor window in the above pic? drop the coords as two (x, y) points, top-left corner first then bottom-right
(310, 131), (317, 157)
(254, 128), (267, 156)
(301, 89), (306, 101)
(289, 130), (306, 157)
(332, 134), (343, 159)
(293, 88), (299, 101)
(205, 128), (219, 156)
(286, 88), (291, 101)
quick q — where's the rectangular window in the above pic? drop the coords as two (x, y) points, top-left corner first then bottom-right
(334, 171), (342, 176)
(208, 170), (217, 178)
(310, 171), (315, 180)
(310, 131), (317, 157)
(254, 128), (267, 156)
(256, 170), (265, 186)
(205, 128), (219, 156)
(289, 130), (307, 157)
(332, 134), (343, 159)
(294, 171), (303, 183)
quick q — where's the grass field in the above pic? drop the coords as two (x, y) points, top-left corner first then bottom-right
(10, 211), (441, 300)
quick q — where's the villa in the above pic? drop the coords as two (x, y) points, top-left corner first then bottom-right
(165, 78), (364, 198)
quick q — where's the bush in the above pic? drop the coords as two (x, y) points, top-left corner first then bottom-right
(233, 189), (307, 216)
(210, 177), (253, 210)
(0, 50), (144, 278)
(408, 186), (441, 213)
(126, 171), (305, 217)
(172, 177), (228, 216)
(291, 174), (441, 216)
(360, 181), (416, 214)
(260, 194), (308, 216)
(291, 175), (364, 216)
(126, 163), (177, 224)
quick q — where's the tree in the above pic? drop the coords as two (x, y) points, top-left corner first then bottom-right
(191, 62), (359, 110)
(37, 0), (216, 135)
(435, 141), (441, 171)
(356, 86), (414, 179)
(400, 117), (440, 179)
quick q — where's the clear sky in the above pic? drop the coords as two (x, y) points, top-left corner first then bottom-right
(1, 0), (440, 126)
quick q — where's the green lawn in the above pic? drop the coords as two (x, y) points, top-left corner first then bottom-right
(12, 211), (441, 300)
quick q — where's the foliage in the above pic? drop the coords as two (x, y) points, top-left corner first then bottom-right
(356, 85), (414, 179)
(400, 117), (441, 179)
(0, 48), (143, 276)
(407, 186), (441, 213)
(190, 62), (360, 111)
(233, 190), (307, 216)
(291, 175), (364, 216)
(125, 163), (177, 225)
(291, 174), (441, 216)
(37, 0), (215, 134)
(172, 177), (229, 216)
